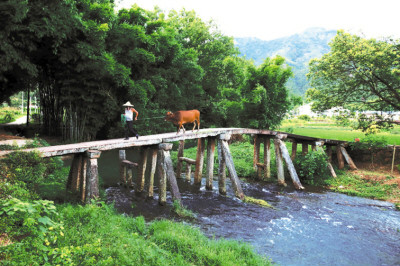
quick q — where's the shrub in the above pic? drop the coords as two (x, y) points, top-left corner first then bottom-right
(295, 150), (330, 185)
(348, 135), (388, 150)
(0, 151), (46, 191)
(298, 114), (311, 121)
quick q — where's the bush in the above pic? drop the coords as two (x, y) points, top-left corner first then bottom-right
(0, 107), (20, 123)
(295, 150), (330, 185)
(0, 149), (68, 201)
(297, 114), (311, 121)
(348, 135), (388, 150)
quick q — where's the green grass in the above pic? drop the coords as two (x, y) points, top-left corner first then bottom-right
(0, 202), (272, 266)
(326, 173), (399, 209)
(280, 118), (400, 144)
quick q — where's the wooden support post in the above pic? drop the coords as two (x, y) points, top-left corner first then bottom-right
(339, 145), (358, 170)
(206, 137), (216, 190)
(217, 139), (227, 195)
(119, 150), (127, 186)
(137, 147), (148, 192)
(336, 145), (345, 169)
(185, 162), (192, 181)
(264, 137), (271, 179)
(277, 138), (304, 189)
(80, 157), (88, 203)
(194, 138), (205, 185)
(312, 143), (317, 151)
(291, 141), (297, 160)
(302, 143), (309, 156)
(253, 134), (261, 170)
(274, 139), (286, 186)
(147, 147), (157, 198)
(67, 153), (83, 192)
(157, 143), (181, 205)
(85, 150), (101, 203)
(176, 140), (185, 179)
(316, 142), (336, 178)
(219, 134), (244, 199)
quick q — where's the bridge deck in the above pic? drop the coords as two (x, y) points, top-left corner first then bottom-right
(0, 128), (347, 158)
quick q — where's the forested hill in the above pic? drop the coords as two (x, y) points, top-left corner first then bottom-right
(235, 28), (337, 96)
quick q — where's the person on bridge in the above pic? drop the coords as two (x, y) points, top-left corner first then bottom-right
(122, 101), (140, 140)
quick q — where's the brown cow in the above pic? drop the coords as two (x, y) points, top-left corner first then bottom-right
(165, 110), (200, 134)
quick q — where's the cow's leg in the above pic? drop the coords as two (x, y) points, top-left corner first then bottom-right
(192, 122), (196, 132)
(197, 119), (200, 131)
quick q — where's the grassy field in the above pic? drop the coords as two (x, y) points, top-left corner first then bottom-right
(279, 118), (400, 144)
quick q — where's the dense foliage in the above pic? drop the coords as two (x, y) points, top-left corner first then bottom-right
(1, 0), (293, 141)
(307, 30), (400, 132)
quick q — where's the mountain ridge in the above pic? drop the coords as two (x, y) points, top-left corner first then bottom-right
(235, 27), (337, 96)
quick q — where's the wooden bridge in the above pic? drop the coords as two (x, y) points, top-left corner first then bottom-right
(0, 128), (357, 205)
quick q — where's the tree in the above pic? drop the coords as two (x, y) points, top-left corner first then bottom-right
(307, 31), (400, 131)
(218, 56), (292, 129)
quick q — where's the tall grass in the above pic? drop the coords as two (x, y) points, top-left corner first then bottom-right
(1, 202), (271, 265)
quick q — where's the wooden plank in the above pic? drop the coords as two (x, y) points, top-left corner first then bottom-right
(0, 128), (349, 159)
(206, 137), (216, 190)
(194, 138), (205, 184)
(179, 157), (196, 164)
(274, 139), (286, 186)
(277, 139), (304, 189)
(121, 160), (138, 168)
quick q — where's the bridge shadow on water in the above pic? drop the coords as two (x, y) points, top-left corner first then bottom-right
(106, 176), (400, 266)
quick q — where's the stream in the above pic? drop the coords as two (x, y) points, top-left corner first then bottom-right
(76, 150), (400, 266)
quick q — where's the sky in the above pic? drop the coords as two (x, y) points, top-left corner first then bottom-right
(115, 0), (399, 41)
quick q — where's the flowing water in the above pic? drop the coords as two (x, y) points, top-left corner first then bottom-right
(79, 150), (400, 266)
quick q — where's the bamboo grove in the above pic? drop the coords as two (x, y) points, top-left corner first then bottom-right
(1, 0), (295, 141)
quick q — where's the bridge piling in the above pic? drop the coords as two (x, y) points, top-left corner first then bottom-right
(291, 140), (297, 160)
(217, 139), (227, 195)
(137, 147), (149, 192)
(316, 142), (337, 178)
(339, 145), (358, 170)
(85, 150), (102, 203)
(176, 140), (185, 179)
(206, 137), (216, 190)
(157, 143), (181, 205)
(147, 147), (158, 198)
(276, 138), (304, 189)
(274, 138), (286, 186)
(194, 138), (205, 185)
(263, 137), (271, 179)
(219, 133), (244, 199)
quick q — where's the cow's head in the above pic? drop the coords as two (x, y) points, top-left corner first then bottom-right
(165, 111), (173, 121)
